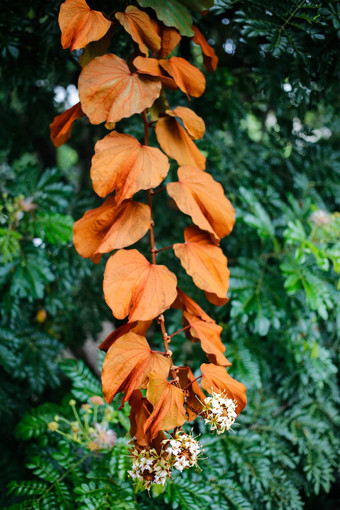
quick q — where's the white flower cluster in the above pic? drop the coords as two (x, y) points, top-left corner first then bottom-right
(128, 431), (201, 490)
(201, 391), (238, 434)
(128, 447), (171, 490)
(162, 430), (201, 472)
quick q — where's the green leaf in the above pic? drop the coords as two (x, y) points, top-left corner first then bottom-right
(136, 0), (194, 36)
(181, 0), (214, 11)
(34, 212), (74, 244)
(0, 227), (21, 263)
(10, 246), (55, 300)
(60, 359), (101, 400)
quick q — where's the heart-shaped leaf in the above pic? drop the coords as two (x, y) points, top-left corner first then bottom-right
(104, 249), (177, 321)
(116, 6), (161, 55)
(78, 54), (161, 124)
(59, 0), (111, 51)
(91, 131), (169, 203)
(136, 0), (194, 37)
(173, 226), (230, 303)
(102, 332), (171, 405)
(200, 363), (247, 413)
(167, 165), (235, 242)
(160, 57), (205, 98)
(156, 116), (206, 168)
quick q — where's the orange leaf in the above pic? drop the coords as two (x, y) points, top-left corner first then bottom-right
(129, 390), (153, 446)
(173, 226), (230, 302)
(156, 116), (206, 169)
(50, 102), (85, 148)
(116, 6), (161, 55)
(73, 197), (151, 263)
(133, 56), (178, 89)
(205, 292), (229, 307)
(145, 373), (187, 439)
(90, 131), (169, 203)
(102, 332), (171, 405)
(192, 25), (218, 72)
(200, 363), (247, 413)
(103, 249), (177, 321)
(129, 390), (166, 448)
(167, 165), (235, 242)
(159, 56), (205, 98)
(58, 0), (111, 51)
(177, 366), (205, 421)
(184, 312), (231, 366)
(165, 107), (205, 139)
(172, 288), (213, 323)
(99, 320), (152, 351)
(158, 26), (181, 57)
(78, 54), (161, 125)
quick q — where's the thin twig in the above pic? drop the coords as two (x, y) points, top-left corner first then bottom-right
(154, 245), (173, 254)
(183, 375), (202, 391)
(169, 325), (191, 338)
(142, 110), (179, 385)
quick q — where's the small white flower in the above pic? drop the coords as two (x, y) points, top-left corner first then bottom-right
(201, 391), (238, 434)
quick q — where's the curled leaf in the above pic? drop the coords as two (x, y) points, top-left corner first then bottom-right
(160, 57), (205, 98)
(145, 372), (187, 439)
(59, 0), (111, 51)
(129, 390), (167, 449)
(192, 25), (218, 72)
(172, 287), (213, 323)
(165, 107), (205, 139)
(50, 102), (84, 148)
(102, 332), (171, 405)
(200, 363), (247, 413)
(184, 312), (231, 366)
(158, 26), (181, 57)
(173, 226), (230, 302)
(91, 131), (169, 203)
(167, 165), (235, 242)
(115, 6), (161, 55)
(204, 292), (229, 307)
(99, 321), (152, 351)
(177, 366), (205, 420)
(133, 56), (178, 89)
(78, 54), (161, 125)
(73, 197), (151, 263)
(156, 116), (206, 169)
(103, 249), (177, 321)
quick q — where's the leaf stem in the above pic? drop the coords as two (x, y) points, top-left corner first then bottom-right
(183, 375), (202, 391)
(169, 324), (191, 338)
(142, 110), (179, 385)
(151, 186), (166, 195)
(154, 244), (173, 254)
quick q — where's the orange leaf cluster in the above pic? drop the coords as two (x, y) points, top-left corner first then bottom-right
(54, 0), (246, 456)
